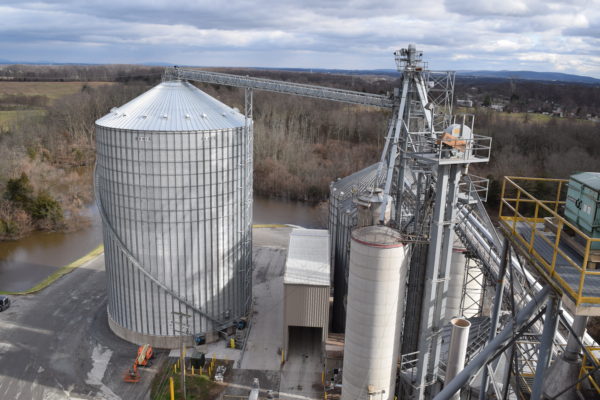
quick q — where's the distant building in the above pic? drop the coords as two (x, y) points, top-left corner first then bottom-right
(456, 99), (473, 107)
(490, 104), (504, 112)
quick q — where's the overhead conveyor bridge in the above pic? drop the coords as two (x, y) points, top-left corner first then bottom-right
(164, 67), (395, 109)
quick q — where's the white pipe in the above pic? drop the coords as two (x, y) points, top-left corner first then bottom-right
(445, 318), (471, 400)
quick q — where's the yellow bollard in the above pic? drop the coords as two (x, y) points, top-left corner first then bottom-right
(230, 338), (235, 348)
(169, 377), (175, 400)
(321, 371), (325, 385)
(324, 391), (327, 400)
(200, 367), (203, 376)
(192, 366), (195, 375)
(173, 363), (177, 373)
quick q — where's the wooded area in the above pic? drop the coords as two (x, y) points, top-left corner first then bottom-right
(0, 64), (599, 240)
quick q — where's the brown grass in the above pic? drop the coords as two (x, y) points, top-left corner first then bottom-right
(0, 81), (115, 102)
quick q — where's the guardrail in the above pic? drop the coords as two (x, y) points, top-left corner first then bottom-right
(579, 347), (600, 394)
(459, 174), (489, 203)
(499, 176), (600, 307)
(406, 131), (492, 164)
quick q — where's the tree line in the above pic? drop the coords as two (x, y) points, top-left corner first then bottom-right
(0, 65), (599, 240)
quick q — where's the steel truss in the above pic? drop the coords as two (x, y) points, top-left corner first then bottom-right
(164, 67), (394, 108)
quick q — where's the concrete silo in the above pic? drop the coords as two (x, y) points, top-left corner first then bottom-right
(341, 226), (409, 400)
(95, 80), (252, 348)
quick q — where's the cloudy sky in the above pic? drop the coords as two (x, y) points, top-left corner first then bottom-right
(1, 0), (599, 77)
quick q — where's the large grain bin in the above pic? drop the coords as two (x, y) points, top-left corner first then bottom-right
(95, 80), (252, 348)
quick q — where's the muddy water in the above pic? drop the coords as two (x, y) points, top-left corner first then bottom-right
(0, 197), (324, 292)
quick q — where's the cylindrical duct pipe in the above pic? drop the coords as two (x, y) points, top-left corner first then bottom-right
(446, 238), (467, 322)
(341, 226), (409, 400)
(445, 318), (471, 400)
(564, 315), (588, 361)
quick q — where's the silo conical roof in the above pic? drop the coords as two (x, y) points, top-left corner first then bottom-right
(96, 80), (246, 131)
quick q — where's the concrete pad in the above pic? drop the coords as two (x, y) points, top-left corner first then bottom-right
(223, 369), (281, 398)
(0, 254), (164, 400)
(240, 246), (287, 371)
(279, 327), (323, 400)
(253, 227), (293, 249)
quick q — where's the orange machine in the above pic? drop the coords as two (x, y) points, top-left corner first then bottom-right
(136, 344), (153, 367)
(438, 132), (467, 152)
(123, 344), (153, 383)
(124, 364), (140, 383)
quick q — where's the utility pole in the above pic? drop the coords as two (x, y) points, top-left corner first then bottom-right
(172, 311), (191, 400)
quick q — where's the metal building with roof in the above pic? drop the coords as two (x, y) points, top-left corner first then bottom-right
(283, 229), (330, 358)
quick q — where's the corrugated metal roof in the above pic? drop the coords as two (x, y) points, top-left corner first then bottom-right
(284, 229), (330, 286)
(571, 172), (600, 192)
(95, 80), (246, 131)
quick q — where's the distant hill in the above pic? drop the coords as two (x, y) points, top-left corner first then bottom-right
(250, 67), (600, 85)
(457, 70), (600, 85)
(1, 60), (598, 85)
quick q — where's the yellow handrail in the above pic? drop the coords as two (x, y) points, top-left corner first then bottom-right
(499, 176), (600, 307)
(578, 347), (600, 394)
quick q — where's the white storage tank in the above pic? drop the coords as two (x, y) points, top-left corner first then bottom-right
(341, 226), (409, 400)
(95, 80), (253, 348)
(446, 237), (467, 322)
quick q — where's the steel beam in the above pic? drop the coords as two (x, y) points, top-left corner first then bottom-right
(414, 163), (462, 399)
(479, 237), (510, 399)
(165, 67), (394, 108)
(433, 286), (551, 400)
(531, 295), (560, 400)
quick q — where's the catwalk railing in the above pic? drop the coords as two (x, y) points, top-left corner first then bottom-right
(500, 176), (600, 309)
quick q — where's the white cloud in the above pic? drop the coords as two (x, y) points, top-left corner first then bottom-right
(0, 0), (599, 77)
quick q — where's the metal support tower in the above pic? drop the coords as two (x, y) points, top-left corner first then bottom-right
(159, 48), (505, 400)
(530, 295), (559, 400)
(459, 255), (486, 318)
(414, 162), (462, 399)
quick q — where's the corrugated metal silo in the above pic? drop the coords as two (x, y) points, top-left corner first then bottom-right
(95, 80), (253, 347)
(328, 163), (384, 332)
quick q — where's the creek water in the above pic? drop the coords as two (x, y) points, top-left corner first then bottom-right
(0, 197), (325, 292)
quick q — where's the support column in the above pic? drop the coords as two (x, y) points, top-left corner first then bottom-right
(479, 237), (509, 400)
(531, 295), (560, 400)
(415, 163), (462, 399)
(564, 315), (588, 361)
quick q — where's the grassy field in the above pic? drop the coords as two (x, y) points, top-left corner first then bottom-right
(0, 81), (114, 102)
(0, 109), (46, 128)
(0, 81), (114, 129)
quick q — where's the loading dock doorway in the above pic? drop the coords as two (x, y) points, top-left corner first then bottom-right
(287, 326), (322, 359)
(281, 326), (323, 399)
